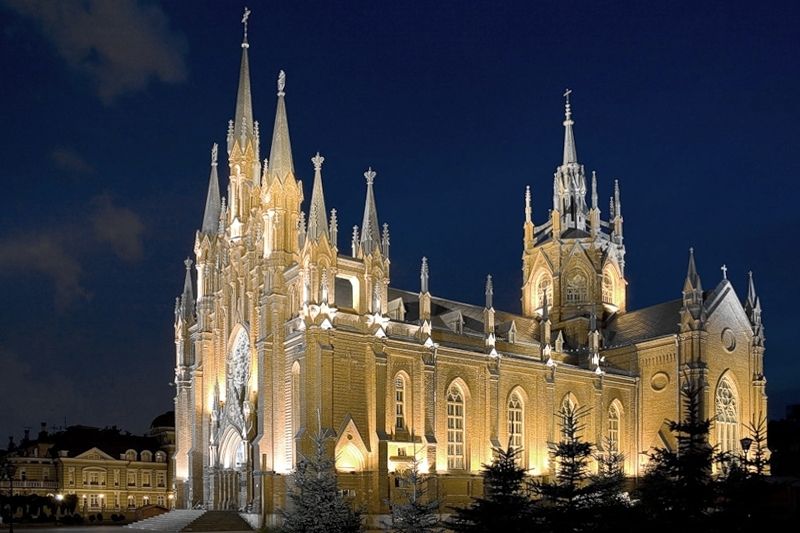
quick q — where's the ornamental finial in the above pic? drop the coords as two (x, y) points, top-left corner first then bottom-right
(563, 88), (573, 120)
(184, 257), (193, 270)
(364, 167), (376, 185)
(211, 143), (218, 166)
(277, 70), (286, 97)
(241, 7), (251, 48)
(312, 152), (325, 171)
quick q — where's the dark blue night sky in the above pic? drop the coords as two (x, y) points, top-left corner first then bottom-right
(0, 0), (797, 435)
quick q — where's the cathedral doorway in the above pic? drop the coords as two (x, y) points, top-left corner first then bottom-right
(214, 426), (252, 510)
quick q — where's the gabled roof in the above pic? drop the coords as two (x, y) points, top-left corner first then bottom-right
(605, 298), (683, 346)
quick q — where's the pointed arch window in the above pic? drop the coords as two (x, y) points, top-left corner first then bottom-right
(508, 393), (524, 451)
(560, 395), (578, 438)
(536, 273), (553, 308)
(715, 377), (738, 455)
(602, 271), (614, 305)
(608, 403), (621, 452)
(447, 385), (465, 470)
(291, 362), (301, 466)
(566, 272), (588, 304)
(395, 375), (406, 430)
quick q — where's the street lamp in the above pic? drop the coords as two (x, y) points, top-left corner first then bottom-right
(740, 437), (754, 472)
(3, 461), (17, 533)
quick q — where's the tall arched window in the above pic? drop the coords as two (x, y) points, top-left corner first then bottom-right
(608, 402), (621, 452)
(395, 375), (406, 430)
(447, 385), (465, 470)
(716, 377), (738, 455)
(560, 394), (578, 438)
(536, 273), (553, 307)
(566, 272), (588, 304)
(602, 271), (614, 304)
(291, 362), (301, 466)
(508, 393), (523, 451)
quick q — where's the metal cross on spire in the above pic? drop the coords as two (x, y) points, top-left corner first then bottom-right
(241, 7), (251, 47)
(563, 88), (573, 119)
(721, 264), (728, 280)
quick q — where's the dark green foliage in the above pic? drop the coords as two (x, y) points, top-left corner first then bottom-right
(637, 378), (715, 526)
(447, 443), (531, 532)
(280, 426), (363, 533)
(531, 404), (594, 511)
(386, 455), (442, 533)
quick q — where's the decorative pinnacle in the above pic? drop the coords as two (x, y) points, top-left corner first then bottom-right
(312, 152), (325, 171)
(277, 70), (286, 97)
(211, 143), (218, 166)
(364, 167), (376, 185)
(241, 7), (251, 48)
(184, 257), (193, 270)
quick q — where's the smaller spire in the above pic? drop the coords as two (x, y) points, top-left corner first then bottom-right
(525, 185), (532, 224)
(351, 225), (359, 257)
(306, 152), (329, 242)
(182, 258), (194, 319)
(360, 167), (381, 255)
(746, 271), (757, 307)
(381, 223), (390, 258)
(330, 208), (338, 247)
(485, 274), (493, 309)
(268, 70), (294, 183)
(201, 143), (221, 234)
(614, 179), (621, 216)
(562, 88), (578, 166)
(420, 257), (429, 294)
(591, 171), (598, 210)
(683, 247), (703, 294)
(589, 308), (597, 331)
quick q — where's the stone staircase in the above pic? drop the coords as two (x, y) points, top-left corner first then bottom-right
(183, 511), (254, 531)
(125, 509), (205, 531)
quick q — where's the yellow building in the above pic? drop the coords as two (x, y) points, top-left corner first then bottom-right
(173, 19), (767, 524)
(1, 416), (175, 514)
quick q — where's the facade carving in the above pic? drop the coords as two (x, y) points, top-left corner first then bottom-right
(173, 18), (768, 523)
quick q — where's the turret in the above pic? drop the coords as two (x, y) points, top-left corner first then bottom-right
(523, 186), (534, 248)
(306, 152), (329, 243)
(680, 247), (706, 331)
(419, 257), (431, 322)
(360, 168), (381, 256)
(201, 144), (221, 235)
(744, 271), (765, 343)
(267, 70), (294, 185)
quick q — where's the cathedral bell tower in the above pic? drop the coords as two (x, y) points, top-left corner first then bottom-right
(522, 91), (627, 350)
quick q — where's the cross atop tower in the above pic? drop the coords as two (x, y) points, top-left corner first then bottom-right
(563, 88), (573, 119)
(241, 7), (251, 48)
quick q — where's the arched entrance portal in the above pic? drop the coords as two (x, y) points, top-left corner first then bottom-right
(212, 426), (252, 510)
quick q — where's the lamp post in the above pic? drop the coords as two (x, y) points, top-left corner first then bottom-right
(3, 461), (16, 533)
(740, 436), (754, 473)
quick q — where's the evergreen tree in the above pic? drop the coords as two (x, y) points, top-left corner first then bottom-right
(447, 443), (531, 532)
(280, 424), (363, 533)
(386, 454), (442, 533)
(637, 378), (715, 527)
(584, 438), (629, 532)
(530, 403), (595, 531)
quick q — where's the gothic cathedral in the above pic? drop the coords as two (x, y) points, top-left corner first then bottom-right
(173, 21), (767, 524)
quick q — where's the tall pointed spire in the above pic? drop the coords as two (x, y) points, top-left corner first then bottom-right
(360, 167), (381, 255)
(231, 7), (254, 148)
(306, 152), (329, 242)
(201, 143), (221, 234)
(268, 70), (294, 183)
(562, 88), (577, 166)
